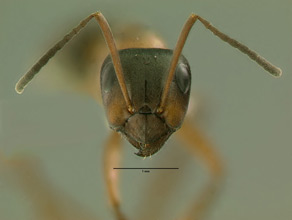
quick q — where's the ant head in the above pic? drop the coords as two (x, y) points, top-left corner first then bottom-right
(101, 48), (191, 157)
(15, 12), (281, 158)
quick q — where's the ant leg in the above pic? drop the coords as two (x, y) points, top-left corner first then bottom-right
(103, 131), (127, 220)
(0, 155), (66, 220)
(178, 178), (221, 220)
(175, 121), (224, 219)
(0, 154), (101, 220)
(177, 121), (223, 178)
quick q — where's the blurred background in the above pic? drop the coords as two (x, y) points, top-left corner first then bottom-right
(0, 0), (291, 219)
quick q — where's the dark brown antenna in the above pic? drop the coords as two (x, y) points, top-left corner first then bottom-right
(157, 13), (282, 113)
(15, 12), (134, 113)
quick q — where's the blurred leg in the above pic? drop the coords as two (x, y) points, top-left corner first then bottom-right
(103, 131), (127, 220)
(0, 155), (65, 220)
(0, 154), (101, 220)
(176, 121), (223, 178)
(176, 121), (224, 220)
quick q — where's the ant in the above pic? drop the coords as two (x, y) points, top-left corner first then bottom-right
(15, 12), (281, 219)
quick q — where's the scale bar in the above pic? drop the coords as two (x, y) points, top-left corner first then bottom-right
(113, 168), (179, 170)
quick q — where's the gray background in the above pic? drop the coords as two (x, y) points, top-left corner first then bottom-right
(0, 0), (291, 219)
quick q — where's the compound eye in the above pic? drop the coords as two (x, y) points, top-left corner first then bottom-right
(101, 62), (117, 93)
(175, 63), (191, 94)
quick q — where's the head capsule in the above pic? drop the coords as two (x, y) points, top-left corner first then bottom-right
(101, 48), (191, 157)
